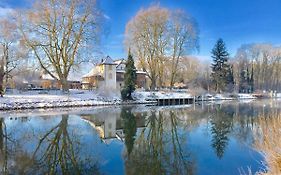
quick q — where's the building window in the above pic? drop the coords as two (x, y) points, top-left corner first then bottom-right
(109, 65), (112, 70)
(109, 73), (112, 79)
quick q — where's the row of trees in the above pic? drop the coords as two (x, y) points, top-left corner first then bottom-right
(210, 41), (281, 93)
(0, 1), (279, 95)
(233, 44), (281, 92)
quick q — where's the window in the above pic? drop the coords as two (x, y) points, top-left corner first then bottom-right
(109, 65), (112, 70)
(109, 73), (112, 79)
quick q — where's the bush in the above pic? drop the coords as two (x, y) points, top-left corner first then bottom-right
(121, 88), (129, 100)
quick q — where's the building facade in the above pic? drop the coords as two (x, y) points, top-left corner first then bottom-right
(82, 56), (147, 91)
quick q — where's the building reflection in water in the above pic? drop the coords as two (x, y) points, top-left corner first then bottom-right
(81, 107), (146, 144)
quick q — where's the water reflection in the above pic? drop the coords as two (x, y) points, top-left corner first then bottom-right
(210, 108), (233, 159)
(0, 118), (8, 174)
(121, 107), (137, 157)
(0, 100), (281, 174)
(122, 109), (196, 175)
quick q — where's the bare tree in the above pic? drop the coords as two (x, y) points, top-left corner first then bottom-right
(168, 10), (199, 88)
(125, 5), (199, 90)
(233, 43), (281, 92)
(0, 16), (23, 97)
(125, 6), (170, 90)
(19, 0), (102, 91)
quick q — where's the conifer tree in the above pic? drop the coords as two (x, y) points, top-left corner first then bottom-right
(121, 107), (137, 157)
(121, 50), (137, 100)
(210, 39), (232, 92)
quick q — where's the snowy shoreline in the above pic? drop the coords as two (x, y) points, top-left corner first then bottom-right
(0, 91), (157, 111)
(0, 89), (262, 111)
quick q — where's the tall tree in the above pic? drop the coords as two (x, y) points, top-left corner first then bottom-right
(19, 0), (102, 92)
(0, 17), (22, 97)
(125, 6), (169, 90)
(125, 5), (199, 90)
(168, 10), (199, 88)
(122, 50), (137, 100)
(210, 39), (231, 92)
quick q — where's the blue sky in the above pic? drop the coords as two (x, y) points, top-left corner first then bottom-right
(2, 0), (281, 60)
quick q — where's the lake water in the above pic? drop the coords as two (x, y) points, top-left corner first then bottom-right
(1, 100), (280, 175)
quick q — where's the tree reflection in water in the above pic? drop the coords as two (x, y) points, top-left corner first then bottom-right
(210, 106), (234, 159)
(0, 115), (101, 175)
(123, 109), (196, 175)
(0, 118), (8, 175)
(29, 115), (101, 175)
(121, 107), (137, 157)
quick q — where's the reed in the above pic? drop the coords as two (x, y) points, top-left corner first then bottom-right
(254, 113), (281, 175)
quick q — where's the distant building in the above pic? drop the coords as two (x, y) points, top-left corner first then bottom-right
(82, 56), (147, 91)
(39, 73), (82, 90)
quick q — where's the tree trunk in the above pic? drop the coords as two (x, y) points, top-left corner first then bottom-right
(60, 78), (69, 93)
(0, 119), (3, 151)
(150, 77), (157, 91)
(0, 75), (4, 97)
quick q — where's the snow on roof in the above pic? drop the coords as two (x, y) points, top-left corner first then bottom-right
(41, 72), (81, 81)
(82, 67), (102, 78)
(116, 70), (147, 74)
(41, 73), (57, 80)
(114, 59), (125, 66)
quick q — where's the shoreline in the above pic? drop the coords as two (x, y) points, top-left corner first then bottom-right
(0, 99), (157, 111)
(0, 97), (261, 111)
(1, 90), (273, 111)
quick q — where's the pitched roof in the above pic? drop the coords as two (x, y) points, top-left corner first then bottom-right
(114, 59), (125, 66)
(100, 56), (117, 65)
(82, 67), (102, 78)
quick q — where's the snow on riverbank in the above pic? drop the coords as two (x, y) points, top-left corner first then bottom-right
(0, 89), (261, 111)
(0, 90), (123, 110)
(0, 90), (194, 110)
(133, 90), (192, 101)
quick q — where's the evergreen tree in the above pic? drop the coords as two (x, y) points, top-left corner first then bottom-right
(210, 39), (232, 92)
(121, 50), (137, 100)
(121, 107), (137, 157)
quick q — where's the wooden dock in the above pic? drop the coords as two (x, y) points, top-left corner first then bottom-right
(155, 97), (194, 106)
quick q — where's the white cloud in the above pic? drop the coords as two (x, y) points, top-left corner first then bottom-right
(0, 7), (14, 17)
(103, 14), (110, 20)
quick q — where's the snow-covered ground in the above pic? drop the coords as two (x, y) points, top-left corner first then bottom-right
(0, 89), (266, 111)
(237, 93), (257, 99)
(0, 90), (123, 110)
(0, 89), (194, 110)
(133, 90), (192, 101)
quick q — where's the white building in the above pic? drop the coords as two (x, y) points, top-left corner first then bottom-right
(82, 56), (147, 91)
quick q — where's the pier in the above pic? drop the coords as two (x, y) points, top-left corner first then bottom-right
(155, 97), (194, 106)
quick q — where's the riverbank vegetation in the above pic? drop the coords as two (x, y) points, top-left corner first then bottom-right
(254, 113), (281, 175)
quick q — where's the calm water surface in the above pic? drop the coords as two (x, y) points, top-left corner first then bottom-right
(1, 100), (281, 175)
